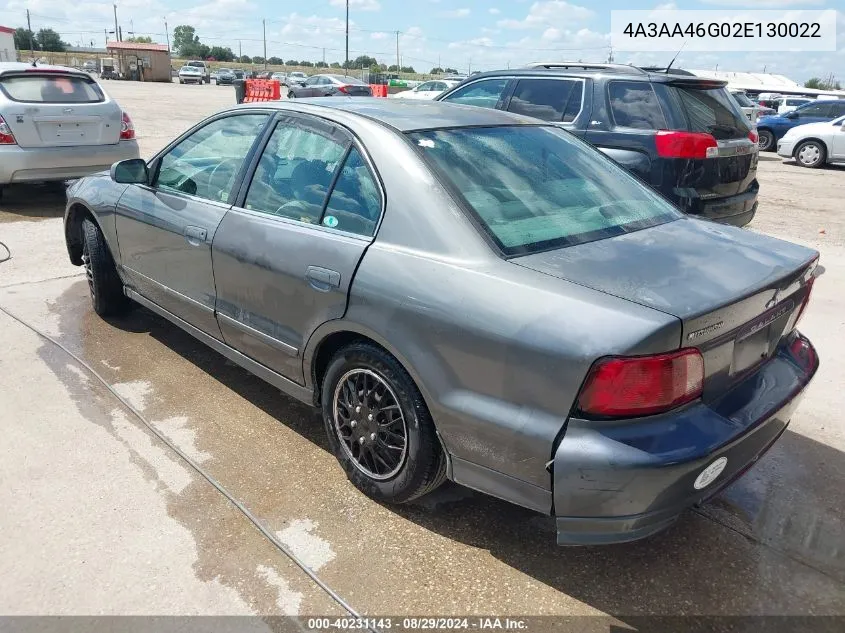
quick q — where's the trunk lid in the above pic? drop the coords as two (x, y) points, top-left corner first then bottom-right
(0, 70), (121, 148)
(513, 218), (819, 397)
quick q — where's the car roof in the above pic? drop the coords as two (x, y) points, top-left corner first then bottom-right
(464, 64), (727, 86)
(235, 98), (539, 132)
(0, 62), (90, 77)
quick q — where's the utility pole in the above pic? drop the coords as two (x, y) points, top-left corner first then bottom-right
(113, 4), (120, 42)
(468, 57), (471, 75)
(345, 0), (349, 71)
(238, 40), (242, 60)
(26, 10), (35, 53)
(164, 19), (170, 52)
(262, 19), (267, 69)
(104, 29), (108, 48)
(395, 31), (400, 72)
(322, 47), (326, 65)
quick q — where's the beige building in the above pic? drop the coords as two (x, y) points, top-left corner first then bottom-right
(106, 41), (172, 83)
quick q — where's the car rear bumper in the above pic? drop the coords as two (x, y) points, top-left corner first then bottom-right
(681, 180), (759, 227)
(0, 141), (140, 185)
(552, 332), (817, 545)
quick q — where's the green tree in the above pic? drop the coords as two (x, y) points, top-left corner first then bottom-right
(430, 66), (443, 74)
(238, 55), (252, 64)
(329, 61), (341, 68)
(126, 36), (153, 43)
(285, 59), (298, 66)
(400, 65), (415, 74)
(444, 67), (458, 74)
(209, 46), (235, 62)
(351, 55), (378, 69)
(252, 55), (265, 64)
(173, 25), (200, 56)
(14, 27), (36, 50)
(315, 60), (328, 68)
(387, 64), (398, 72)
(268, 56), (283, 65)
(300, 60), (314, 67)
(805, 77), (841, 90)
(36, 28), (66, 52)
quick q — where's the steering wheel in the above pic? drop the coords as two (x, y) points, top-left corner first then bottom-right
(276, 199), (311, 220)
(208, 158), (242, 200)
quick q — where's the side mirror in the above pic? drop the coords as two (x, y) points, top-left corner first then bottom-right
(111, 158), (149, 184)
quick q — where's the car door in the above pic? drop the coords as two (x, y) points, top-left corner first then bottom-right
(438, 77), (511, 109)
(114, 111), (271, 338)
(832, 115), (845, 159)
(212, 112), (383, 382)
(502, 77), (588, 137)
(300, 76), (322, 97)
(789, 102), (834, 128)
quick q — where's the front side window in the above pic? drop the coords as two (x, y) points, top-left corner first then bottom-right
(795, 103), (831, 117)
(409, 126), (680, 256)
(0, 74), (104, 103)
(244, 121), (347, 224)
(608, 81), (667, 130)
(155, 114), (269, 203)
(507, 79), (583, 123)
(441, 78), (509, 109)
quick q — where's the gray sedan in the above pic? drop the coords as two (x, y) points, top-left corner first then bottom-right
(64, 99), (820, 545)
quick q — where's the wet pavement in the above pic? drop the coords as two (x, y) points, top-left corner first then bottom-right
(1, 81), (844, 621)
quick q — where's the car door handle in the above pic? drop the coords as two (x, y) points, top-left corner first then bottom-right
(184, 225), (207, 246)
(306, 266), (341, 292)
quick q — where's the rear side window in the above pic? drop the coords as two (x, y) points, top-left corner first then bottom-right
(441, 78), (508, 109)
(507, 79), (583, 123)
(795, 102), (832, 117)
(673, 85), (750, 139)
(323, 148), (382, 237)
(608, 81), (667, 130)
(0, 74), (104, 103)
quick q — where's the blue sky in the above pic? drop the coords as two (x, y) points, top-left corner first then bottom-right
(1, 0), (842, 81)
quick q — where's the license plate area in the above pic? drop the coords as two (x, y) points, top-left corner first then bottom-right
(730, 299), (795, 376)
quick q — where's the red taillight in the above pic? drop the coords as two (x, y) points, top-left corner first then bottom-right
(789, 335), (816, 373)
(337, 85), (349, 94)
(748, 129), (758, 144)
(120, 111), (135, 140)
(0, 115), (16, 145)
(655, 130), (719, 159)
(577, 349), (704, 418)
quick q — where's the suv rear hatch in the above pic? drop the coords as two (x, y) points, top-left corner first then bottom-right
(0, 69), (121, 148)
(663, 77), (758, 200)
(515, 219), (818, 399)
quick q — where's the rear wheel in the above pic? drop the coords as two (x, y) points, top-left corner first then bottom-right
(287, 90), (295, 99)
(321, 342), (447, 503)
(81, 218), (129, 317)
(794, 140), (826, 168)
(757, 129), (775, 152)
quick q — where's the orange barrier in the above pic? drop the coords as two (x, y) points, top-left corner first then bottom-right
(369, 84), (388, 97)
(243, 79), (281, 102)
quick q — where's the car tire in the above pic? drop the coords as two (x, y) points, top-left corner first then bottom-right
(321, 342), (447, 504)
(794, 140), (826, 169)
(757, 129), (775, 152)
(287, 90), (295, 99)
(179, 79), (184, 84)
(81, 218), (129, 317)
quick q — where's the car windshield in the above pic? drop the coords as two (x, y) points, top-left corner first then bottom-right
(673, 85), (750, 139)
(187, 62), (205, 68)
(0, 73), (105, 103)
(408, 126), (681, 256)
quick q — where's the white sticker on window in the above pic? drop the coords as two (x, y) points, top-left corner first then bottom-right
(323, 215), (339, 228)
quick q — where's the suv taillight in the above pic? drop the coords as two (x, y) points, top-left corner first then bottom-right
(0, 115), (17, 145)
(748, 129), (759, 144)
(577, 349), (704, 418)
(655, 130), (719, 159)
(120, 111), (135, 140)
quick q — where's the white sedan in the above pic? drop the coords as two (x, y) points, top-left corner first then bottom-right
(777, 115), (845, 168)
(392, 79), (461, 100)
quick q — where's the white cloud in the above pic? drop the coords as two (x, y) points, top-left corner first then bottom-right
(329, 0), (381, 11)
(654, 2), (677, 9)
(489, 8), (501, 14)
(499, 1), (594, 30)
(370, 32), (390, 40)
(699, 0), (822, 5)
(441, 8), (471, 18)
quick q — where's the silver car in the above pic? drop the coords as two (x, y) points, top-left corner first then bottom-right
(64, 99), (820, 545)
(0, 63), (139, 197)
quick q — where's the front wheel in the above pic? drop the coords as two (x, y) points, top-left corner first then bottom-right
(287, 90), (295, 99)
(757, 129), (775, 152)
(81, 218), (129, 317)
(794, 140), (826, 168)
(321, 342), (446, 503)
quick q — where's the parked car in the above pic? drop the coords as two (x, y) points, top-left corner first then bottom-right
(0, 63), (139, 199)
(776, 96), (813, 114)
(777, 114), (845, 168)
(756, 99), (845, 151)
(438, 63), (760, 226)
(286, 74), (372, 98)
(392, 79), (461, 100)
(185, 60), (211, 84)
(63, 99), (820, 545)
(82, 60), (97, 73)
(178, 65), (204, 85)
(215, 69), (235, 86)
(288, 71), (308, 84)
(231, 69), (246, 80)
(271, 72), (287, 83)
(729, 89), (761, 123)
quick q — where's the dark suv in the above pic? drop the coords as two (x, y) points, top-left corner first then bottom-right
(436, 63), (759, 226)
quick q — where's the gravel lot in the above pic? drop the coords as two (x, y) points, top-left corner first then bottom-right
(1, 80), (843, 624)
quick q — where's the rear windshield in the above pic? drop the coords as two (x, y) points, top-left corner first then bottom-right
(408, 126), (680, 256)
(673, 85), (750, 139)
(0, 74), (104, 103)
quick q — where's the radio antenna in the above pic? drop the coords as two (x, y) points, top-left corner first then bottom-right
(665, 40), (687, 73)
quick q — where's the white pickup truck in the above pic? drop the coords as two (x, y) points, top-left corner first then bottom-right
(185, 60), (210, 84)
